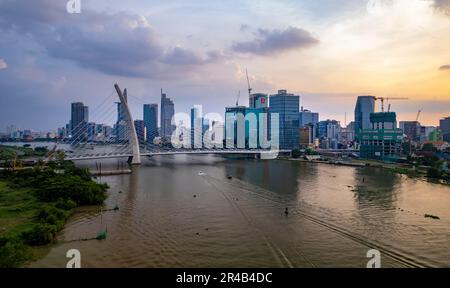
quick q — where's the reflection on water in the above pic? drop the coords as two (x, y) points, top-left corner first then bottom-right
(31, 155), (450, 268)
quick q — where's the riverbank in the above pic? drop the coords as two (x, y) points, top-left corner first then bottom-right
(0, 161), (108, 267)
(282, 157), (449, 185)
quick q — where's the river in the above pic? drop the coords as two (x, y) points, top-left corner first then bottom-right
(30, 155), (450, 268)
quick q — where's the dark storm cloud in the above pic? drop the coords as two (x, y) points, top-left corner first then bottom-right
(0, 0), (219, 77)
(439, 64), (450, 70)
(231, 27), (319, 56)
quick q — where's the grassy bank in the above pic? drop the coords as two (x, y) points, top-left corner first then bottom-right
(0, 161), (108, 267)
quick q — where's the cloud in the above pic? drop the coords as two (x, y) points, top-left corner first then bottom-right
(239, 24), (251, 32)
(231, 27), (319, 56)
(0, 0), (219, 78)
(0, 58), (7, 69)
(432, 0), (450, 14)
(439, 64), (450, 70)
(161, 47), (221, 66)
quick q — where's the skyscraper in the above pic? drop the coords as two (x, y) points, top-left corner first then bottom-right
(225, 106), (247, 148)
(399, 121), (420, 141)
(160, 89), (175, 141)
(134, 120), (146, 144)
(249, 93), (268, 109)
(144, 104), (158, 144)
(299, 108), (319, 128)
(71, 102), (89, 142)
(191, 105), (203, 148)
(269, 90), (300, 149)
(354, 96), (375, 139)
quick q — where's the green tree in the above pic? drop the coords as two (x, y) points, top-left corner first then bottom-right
(427, 167), (442, 179)
(292, 149), (301, 159)
(421, 143), (437, 153)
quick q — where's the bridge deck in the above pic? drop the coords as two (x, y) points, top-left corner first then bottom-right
(65, 149), (291, 161)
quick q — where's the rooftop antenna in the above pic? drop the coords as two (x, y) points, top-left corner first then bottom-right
(246, 68), (252, 97)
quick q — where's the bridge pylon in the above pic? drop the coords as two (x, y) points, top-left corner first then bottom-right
(114, 83), (141, 165)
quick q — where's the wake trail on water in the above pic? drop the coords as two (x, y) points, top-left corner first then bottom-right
(205, 174), (438, 268)
(202, 175), (295, 268)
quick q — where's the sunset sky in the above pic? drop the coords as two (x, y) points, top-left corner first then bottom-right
(0, 0), (449, 130)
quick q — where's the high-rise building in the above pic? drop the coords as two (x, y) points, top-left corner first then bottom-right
(160, 89), (175, 141)
(249, 93), (268, 109)
(269, 90), (300, 149)
(225, 106), (247, 148)
(399, 121), (421, 141)
(299, 108), (319, 128)
(191, 105), (203, 148)
(354, 96), (375, 138)
(359, 112), (404, 160)
(439, 117), (450, 142)
(211, 120), (224, 144)
(317, 119), (341, 149)
(87, 122), (96, 142)
(144, 104), (158, 144)
(134, 120), (146, 144)
(71, 102), (89, 142)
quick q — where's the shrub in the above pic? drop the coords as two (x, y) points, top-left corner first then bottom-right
(0, 237), (32, 268)
(292, 149), (301, 159)
(34, 175), (108, 205)
(427, 167), (442, 179)
(22, 224), (57, 246)
(55, 198), (77, 211)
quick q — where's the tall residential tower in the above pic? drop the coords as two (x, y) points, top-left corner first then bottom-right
(160, 89), (175, 141)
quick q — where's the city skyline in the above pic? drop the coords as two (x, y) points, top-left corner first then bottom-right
(1, 0), (450, 131)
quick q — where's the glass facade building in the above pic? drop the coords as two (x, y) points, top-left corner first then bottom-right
(144, 104), (158, 144)
(70, 102), (89, 142)
(160, 89), (175, 141)
(269, 90), (300, 149)
(354, 96), (375, 139)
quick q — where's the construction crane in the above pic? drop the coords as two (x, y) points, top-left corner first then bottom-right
(236, 90), (240, 107)
(415, 110), (421, 122)
(374, 97), (408, 112)
(246, 68), (252, 97)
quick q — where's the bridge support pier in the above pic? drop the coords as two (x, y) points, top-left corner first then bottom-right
(114, 83), (141, 165)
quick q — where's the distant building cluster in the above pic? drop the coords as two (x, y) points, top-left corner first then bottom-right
(2, 89), (449, 160)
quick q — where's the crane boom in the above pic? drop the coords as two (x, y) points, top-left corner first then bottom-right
(246, 68), (252, 97)
(374, 97), (408, 112)
(415, 110), (421, 122)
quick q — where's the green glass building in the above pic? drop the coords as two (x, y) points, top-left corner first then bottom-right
(358, 112), (404, 160)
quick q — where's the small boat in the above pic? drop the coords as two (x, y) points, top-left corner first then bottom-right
(198, 171), (206, 176)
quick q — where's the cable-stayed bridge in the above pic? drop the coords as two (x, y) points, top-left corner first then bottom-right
(56, 84), (287, 165)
